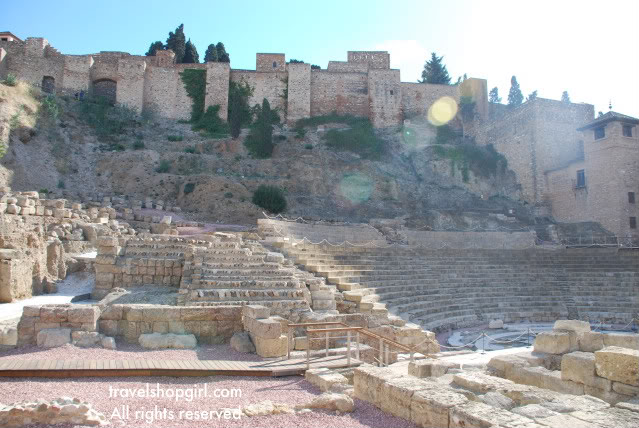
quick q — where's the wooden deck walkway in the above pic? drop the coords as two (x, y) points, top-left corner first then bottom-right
(0, 355), (362, 378)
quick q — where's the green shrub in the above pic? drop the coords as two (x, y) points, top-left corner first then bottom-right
(228, 80), (253, 138)
(133, 140), (145, 150)
(434, 124), (458, 144)
(75, 96), (137, 141)
(167, 135), (183, 142)
(110, 143), (126, 152)
(244, 99), (278, 158)
(294, 112), (363, 130)
(252, 185), (286, 213)
(3, 73), (17, 87)
(224, 192), (233, 198)
(179, 69), (206, 122)
(433, 143), (507, 181)
(39, 188), (49, 194)
(39, 95), (62, 123)
(155, 159), (171, 173)
(57, 179), (65, 189)
(305, 144), (313, 150)
(184, 146), (196, 153)
(323, 120), (386, 160)
(183, 182), (196, 194)
(192, 105), (229, 138)
(295, 128), (306, 139)
(277, 135), (287, 141)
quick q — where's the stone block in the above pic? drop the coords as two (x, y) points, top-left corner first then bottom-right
(22, 306), (41, 317)
(153, 321), (169, 334)
(168, 321), (186, 334)
(612, 382), (639, 397)
(98, 237), (118, 247)
(99, 305), (123, 320)
(142, 306), (181, 321)
(411, 385), (468, 428)
(578, 331), (605, 352)
(554, 320), (591, 333)
(36, 328), (71, 348)
(242, 305), (270, 320)
(139, 333), (197, 349)
(562, 351), (612, 391)
(247, 317), (282, 339)
(408, 359), (458, 378)
(595, 346), (639, 386)
(98, 320), (119, 337)
(603, 333), (639, 351)
(72, 331), (102, 347)
(489, 319), (504, 329)
(252, 334), (287, 358)
(230, 331), (255, 353)
(68, 306), (99, 323)
(534, 330), (577, 354)
(305, 368), (349, 392)
(381, 377), (430, 420)
(180, 307), (216, 321)
(584, 385), (631, 405)
(353, 365), (398, 407)
(40, 306), (68, 323)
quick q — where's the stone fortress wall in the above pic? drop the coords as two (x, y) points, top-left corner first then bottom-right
(0, 38), (487, 128)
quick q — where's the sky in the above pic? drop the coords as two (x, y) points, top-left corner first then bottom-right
(3, 0), (638, 117)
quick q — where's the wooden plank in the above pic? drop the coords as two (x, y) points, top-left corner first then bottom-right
(55, 360), (64, 370)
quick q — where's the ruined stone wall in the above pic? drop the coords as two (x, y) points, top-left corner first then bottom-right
(62, 55), (92, 92)
(97, 304), (243, 344)
(256, 53), (286, 72)
(404, 230), (536, 249)
(400, 82), (459, 120)
(142, 64), (196, 121)
(368, 69), (401, 128)
(89, 52), (124, 84)
(286, 62), (311, 124)
(204, 62), (230, 121)
(116, 57), (146, 112)
(16, 304), (99, 345)
(327, 61), (369, 73)
(347, 51), (390, 69)
(6, 38), (65, 91)
(230, 70), (287, 116)
(310, 70), (370, 118)
(0, 48), (7, 80)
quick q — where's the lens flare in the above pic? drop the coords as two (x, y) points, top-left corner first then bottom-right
(339, 173), (374, 204)
(428, 96), (458, 126)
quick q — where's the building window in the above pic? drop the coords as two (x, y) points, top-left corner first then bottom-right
(273, 61), (277, 68)
(594, 126), (605, 140)
(630, 217), (637, 229)
(0, 38), (7, 41)
(576, 169), (586, 188)
(622, 125), (633, 137)
(630, 192), (636, 204)
(576, 140), (584, 159)
(390, 90), (394, 95)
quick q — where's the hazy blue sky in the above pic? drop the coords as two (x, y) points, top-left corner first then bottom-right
(3, 0), (638, 117)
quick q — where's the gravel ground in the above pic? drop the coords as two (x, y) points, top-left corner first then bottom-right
(0, 344), (417, 428)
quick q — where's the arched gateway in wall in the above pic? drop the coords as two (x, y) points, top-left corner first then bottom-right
(91, 78), (117, 103)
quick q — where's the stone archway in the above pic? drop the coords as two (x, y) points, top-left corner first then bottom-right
(41, 76), (55, 94)
(91, 79), (117, 103)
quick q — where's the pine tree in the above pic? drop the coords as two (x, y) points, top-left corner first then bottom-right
(561, 91), (571, 103)
(216, 42), (230, 63)
(288, 59), (304, 64)
(183, 39), (199, 64)
(488, 87), (502, 104)
(204, 44), (218, 62)
(166, 24), (186, 63)
(507, 76), (523, 107)
(145, 41), (164, 56)
(527, 90), (538, 102)
(420, 52), (451, 85)
(311, 64), (320, 70)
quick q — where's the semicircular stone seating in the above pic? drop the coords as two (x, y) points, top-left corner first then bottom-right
(278, 240), (639, 332)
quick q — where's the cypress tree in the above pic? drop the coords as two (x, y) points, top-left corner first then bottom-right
(561, 91), (571, 103)
(228, 80), (253, 138)
(145, 41), (164, 56)
(488, 87), (502, 104)
(204, 44), (218, 62)
(507, 76), (523, 107)
(216, 42), (230, 63)
(527, 90), (538, 102)
(183, 39), (200, 64)
(420, 52), (451, 84)
(166, 24), (186, 63)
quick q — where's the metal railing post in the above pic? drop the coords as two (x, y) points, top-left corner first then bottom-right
(306, 329), (310, 370)
(347, 330), (351, 367)
(325, 331), (329, 358)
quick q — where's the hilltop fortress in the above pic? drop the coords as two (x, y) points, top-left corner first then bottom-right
(0, 35), (637, 238)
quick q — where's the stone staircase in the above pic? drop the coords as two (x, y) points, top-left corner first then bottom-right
(275, 243), (639, 331)
(178, 235), (338, 317)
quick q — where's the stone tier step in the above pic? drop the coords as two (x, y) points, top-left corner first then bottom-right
(187, 279), (300, 289)
(190, 288), (306, 300)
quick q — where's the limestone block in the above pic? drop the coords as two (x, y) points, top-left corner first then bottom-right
(68, 306), (99, 324)
(411, 386), (468, 428)
(0, 326), (17, 346)
(248, 318), (282, 339)
(480, 391), (515, 410)
(584, 384), (631, 405)
(381, 377), (430, 420)
(22, 306), (41, 317)
(141, 306), (181, 321)
(252, 334), (287, 358)
(168, 321), (186, 334)
(40, 306), (68, 323)
(449, 400), (533, 428)
(6, 204), (20, 214)
(36, 328), (71, 348)
(554, 320), (591, 333)
(616, 398), (639, 413)
(595, 346), (639, 386)
(138, 333), (197, 349)
(99, 305), (123, 320)
(603, 333), (639, 351)
(152, 321), (169, 334)
(180, 307), (217, 321)
(408, 359), (458, 378)
(353, 366), (399, 406)
(489, 319), (504, 329)
(294, 336), (308, 350)
(230, 332), (255, 353)
(98, 237), (118, 247)
(539, 368), (585, 395)
(305, 368), (349, 392)
(243, 305), (270, 320)
(562, 351), (612, 391)
(612, 382), (639, 396)
(302, 392), (354, 413)
(72, 331), (102, 347)
(98, 320), (118, 337)
(579, 331), (605, 352)
(534, 330), (577, 354)
(102, 336), (116, 349)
